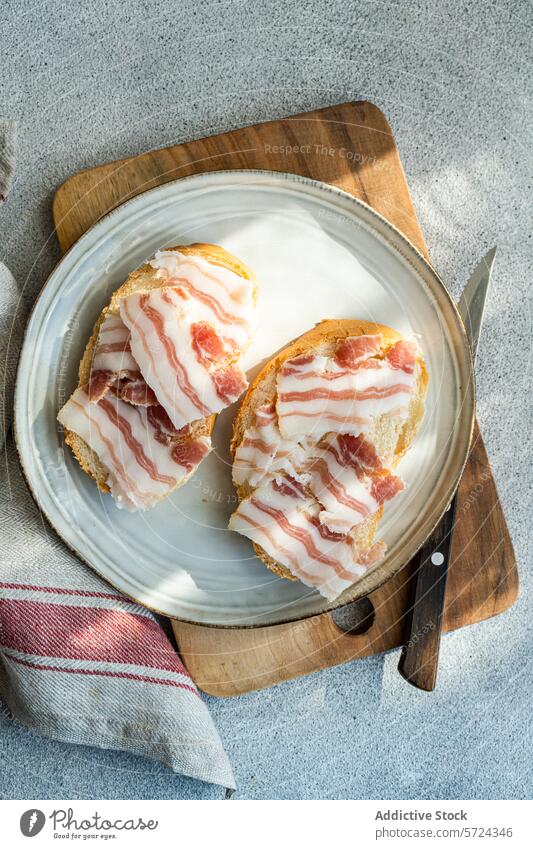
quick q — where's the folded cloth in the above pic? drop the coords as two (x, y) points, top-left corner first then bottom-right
(0, 122), (235, 791)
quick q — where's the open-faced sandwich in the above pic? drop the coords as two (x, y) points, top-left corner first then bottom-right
(229, 320), (428, 601)
(58, 243), (257, 510)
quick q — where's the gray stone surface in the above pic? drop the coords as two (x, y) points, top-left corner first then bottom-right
(0, 0), (531, 799)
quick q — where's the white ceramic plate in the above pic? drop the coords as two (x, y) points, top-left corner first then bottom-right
(15, 170), (474, 626)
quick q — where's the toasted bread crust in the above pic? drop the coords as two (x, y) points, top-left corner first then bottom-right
(64, 243), (256, 496)
(231, 319), (428, 581)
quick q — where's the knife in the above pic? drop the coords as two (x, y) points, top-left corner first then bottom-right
(398, 247), (497, 691)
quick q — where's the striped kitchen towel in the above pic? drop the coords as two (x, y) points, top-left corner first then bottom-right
(0, 548), (234, 790)
(0, 121), (235, 791)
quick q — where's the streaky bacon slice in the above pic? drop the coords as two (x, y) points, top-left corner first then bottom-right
(304, 438), (378, 534)
(87, 369), (116, 403)
(255, 401), (276, 425)
(117, 373), (159, 407)
(386, 339), (417, 374)
(281, 353), (317, 375)
(233, 402), (406, 534)
(146, 404), (191, 445)
(62, 251), (255, 511)
(276, 337), (417, 440)
(334, 334), (383, 370)
(228, 479), (371, 601)
(92, 314), (138, 374)
(335, 433), (383, 474)
(120, 282), (250, 430)
(272, 474), (308, 499)
(87, 314), (139, 402)
(58, 387), (211, 511)
(150, 250), (255, 352)
(171, 438), (212, 472)
(230, 331), (418, 597)
(308, 514), (348, 542)
(232, 402), (307, 488)
(303, 433), (404, 534)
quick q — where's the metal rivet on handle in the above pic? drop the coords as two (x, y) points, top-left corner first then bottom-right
(431, 552), (445, 566)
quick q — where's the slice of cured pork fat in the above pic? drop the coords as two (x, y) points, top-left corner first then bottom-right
(59, 247), (256, 510)
(230, 331), (423, 599)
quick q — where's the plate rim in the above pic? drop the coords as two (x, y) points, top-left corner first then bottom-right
(14, 168), (475, 628)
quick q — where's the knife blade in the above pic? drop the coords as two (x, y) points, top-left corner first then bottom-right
(458, 246), (496, 360)
(398, 247), (496, 691)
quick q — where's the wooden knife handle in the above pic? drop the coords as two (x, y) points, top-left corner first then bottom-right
(398, 495), (458, 691)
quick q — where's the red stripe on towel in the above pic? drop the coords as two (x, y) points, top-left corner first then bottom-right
(0, 599), (189, 677)
(5, 653), (198, 695)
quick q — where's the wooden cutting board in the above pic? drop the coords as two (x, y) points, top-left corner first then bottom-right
(53, 101), (518, 696)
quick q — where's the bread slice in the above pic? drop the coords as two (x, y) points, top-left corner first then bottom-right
(230, 318), (428, 581)
(64, 243), (256, 497)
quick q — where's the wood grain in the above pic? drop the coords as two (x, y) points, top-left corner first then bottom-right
(53, 101), (518, 696)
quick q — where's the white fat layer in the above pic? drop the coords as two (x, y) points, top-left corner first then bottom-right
(229, 337), (420, 597)
(233, 403), (307, 488)
(92, 313), (138, 374)
(58, 388), (211, 511)
(276, 354), (416, 440)
(228, 481), (366, 600)
(150, 250), (255, 350)
(305, 438), (379, 533)
(120, 286), (248, 430)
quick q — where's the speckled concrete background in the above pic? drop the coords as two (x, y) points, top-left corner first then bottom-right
(1, 0), (531, 799)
